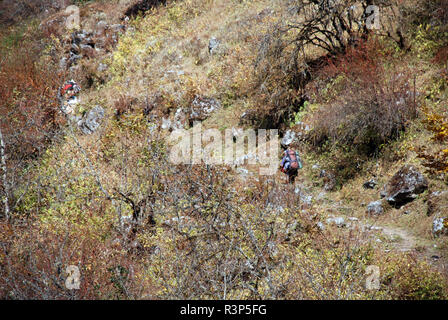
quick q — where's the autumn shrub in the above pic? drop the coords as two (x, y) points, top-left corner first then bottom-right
(417, 109), (448, 175)
(0, 26), (63, 161)
(249, 0), (402, 131)
(304, 39), (417, 183)
(0, 0), (69, 25)
(379, 252), (448, 300)
(0, 24), (65, 219)
(0, 218), (148, 299)
(3, 106), (448, 299)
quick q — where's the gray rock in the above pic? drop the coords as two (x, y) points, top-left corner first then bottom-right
(433, 217), (447, 236)
(69, 52), (82, 64)
(78, 106), (105, 134)
(161, 117), (172, 130)
(294, 187), (313, 205)
(281, 130), (296, 147)
(317, 222), (325, 231)
(381, 165), (428, 208)
(316, 192), (327, 201)
(71, 42), (80, 53)
(326, 216), (346, 227)
(110, 24), (125, 33)
(301, 194), (313, 206)
(367, 200), (384, 215)
(208, 37), (220, 54)
(320, 170), (336, 191)
(363, 179), (377, 189)
(165, 69), (185, 77)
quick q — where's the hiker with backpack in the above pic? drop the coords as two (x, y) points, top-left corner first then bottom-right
(280, 148), (303, 184)
(59, 80), (81, 115)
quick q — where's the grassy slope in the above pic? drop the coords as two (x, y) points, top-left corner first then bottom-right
(59, 0), (448, 270)
(4, 0), (447, 298)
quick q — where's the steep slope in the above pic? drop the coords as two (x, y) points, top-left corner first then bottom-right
(1, 0), (447, 299)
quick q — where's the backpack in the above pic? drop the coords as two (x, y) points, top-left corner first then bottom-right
(286, 150), (303, 170)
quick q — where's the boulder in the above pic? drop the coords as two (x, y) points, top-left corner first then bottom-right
(367, 200), (384, 216)
(380, 165), (428, 208)
(189, 95), (221, 124)
(59, 57), (68, 70)
(78, 106), (105, 134)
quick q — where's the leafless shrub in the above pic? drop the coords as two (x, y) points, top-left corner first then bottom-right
(308, 40), (417, 153)
(251, 0), (399, 131)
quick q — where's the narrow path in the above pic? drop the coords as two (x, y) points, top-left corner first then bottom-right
(232, 140), (445, 269)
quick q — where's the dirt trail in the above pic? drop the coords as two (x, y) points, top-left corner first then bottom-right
(233, 144), (443, 264)
(380, 225), (417, 252)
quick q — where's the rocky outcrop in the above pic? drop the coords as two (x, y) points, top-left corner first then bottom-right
(78, 106), (105, 134)
(380, 165), (428, 208)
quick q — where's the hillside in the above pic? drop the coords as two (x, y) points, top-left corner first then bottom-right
(1, 0), (448, 299)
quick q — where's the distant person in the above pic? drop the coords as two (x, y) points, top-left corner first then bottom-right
(60, 80), (81, 115)
(280, 148), (302, 184)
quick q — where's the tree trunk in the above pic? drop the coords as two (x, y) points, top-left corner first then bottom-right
(0, 127), (10, 220)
